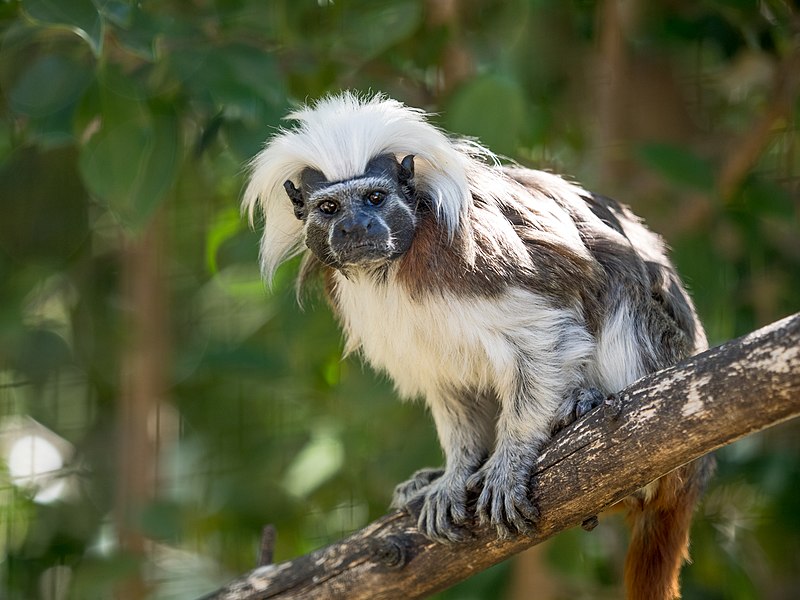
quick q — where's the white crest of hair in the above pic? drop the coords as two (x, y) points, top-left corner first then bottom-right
(242, 91), (499, 280)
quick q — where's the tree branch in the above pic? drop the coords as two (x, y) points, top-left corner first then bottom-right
(201, 312), (800, 600)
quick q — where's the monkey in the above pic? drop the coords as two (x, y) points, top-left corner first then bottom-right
(243, 92), (714, 600)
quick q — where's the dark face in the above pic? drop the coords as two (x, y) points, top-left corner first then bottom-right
(285, 154), (417, 271)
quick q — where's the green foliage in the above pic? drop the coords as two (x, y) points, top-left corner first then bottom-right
(21, 0), (105, 56)
(78, 92), (181, 230)
(636, 142), (715, 192)
(446, 75), (528, 156)
(0, 0), (798, 598)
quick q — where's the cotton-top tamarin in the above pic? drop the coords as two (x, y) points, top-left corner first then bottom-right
(243, 92), (713, 600)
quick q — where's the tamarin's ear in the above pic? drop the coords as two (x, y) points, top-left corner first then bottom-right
(284, 168), (329, 221)
(283, 180), (305, 221)
(398, 154), (415, 201)
(399, 154), (415, 184)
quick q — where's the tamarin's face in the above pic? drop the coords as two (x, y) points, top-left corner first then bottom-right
(284, 154), (417, 270)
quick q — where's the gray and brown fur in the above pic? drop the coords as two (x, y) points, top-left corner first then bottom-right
(244, 93), (713, 600)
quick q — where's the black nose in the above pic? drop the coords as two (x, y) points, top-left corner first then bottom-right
(335, 213), (373, 241)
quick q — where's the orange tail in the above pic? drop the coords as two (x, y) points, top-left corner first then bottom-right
(624, 456), (715, 600)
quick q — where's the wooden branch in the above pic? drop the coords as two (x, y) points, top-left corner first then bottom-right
(202, 312), (800, 600)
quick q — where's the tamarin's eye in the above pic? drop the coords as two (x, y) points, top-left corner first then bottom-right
(318, 200), (339, 215)
(366, 191), (386, 206)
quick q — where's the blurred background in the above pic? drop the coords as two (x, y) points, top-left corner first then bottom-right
(0, 0), (798, 598)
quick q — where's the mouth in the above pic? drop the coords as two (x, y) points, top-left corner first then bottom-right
(334, 241), (393, 265)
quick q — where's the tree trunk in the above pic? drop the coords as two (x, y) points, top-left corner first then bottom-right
(116, 213), (170, 600)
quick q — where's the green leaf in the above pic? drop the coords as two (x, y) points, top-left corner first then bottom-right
(94, 0), (133, 28)
(445, 75), (527, 156)
(25, 104), (81, 147)
(78, 83), (181, 230)
(9, 53), (93, 119)
(636, 142), (715, 192)
(739, 176), (793, 216)
(166, 44), (287, 160)
(171, 44), (286, 116)
(14, 328), (73, 384)
(218, 44), (285, 106)
(224, 115), (277, 162)
(283, 425), (345, 498)
(331, 0), (421, 61)
(205, 208), (244, 275)
(21, 0), (104, 57)
(109, 7), (163, 62)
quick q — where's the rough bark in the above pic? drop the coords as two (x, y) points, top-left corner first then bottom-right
(202, 312), (800, 600)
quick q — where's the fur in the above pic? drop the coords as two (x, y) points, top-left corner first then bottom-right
(244, 92), (712, 599)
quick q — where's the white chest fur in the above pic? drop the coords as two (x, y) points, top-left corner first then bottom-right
(331, 272), (595, 407)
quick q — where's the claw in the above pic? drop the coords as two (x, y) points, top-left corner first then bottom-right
(575, 387), (605, 418)
(391, 467), (445, 510)
(412, 473), (470, 543)
(470, 456), (539, 538)
(552, 386), (606, 433)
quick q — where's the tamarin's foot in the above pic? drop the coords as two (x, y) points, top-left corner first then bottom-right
(392, 466), (474, 542)
(551, 386), (606, 434)
(390, 467), (444, 509)
(414, 469), (472, 542)
(466, 445), (540, 538)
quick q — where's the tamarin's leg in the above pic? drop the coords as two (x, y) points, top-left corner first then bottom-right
(406, 391), (495, 542)
(466, 423), (545, 538)
(624, 456), (715, 600)
(466, 375), (558, 538)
